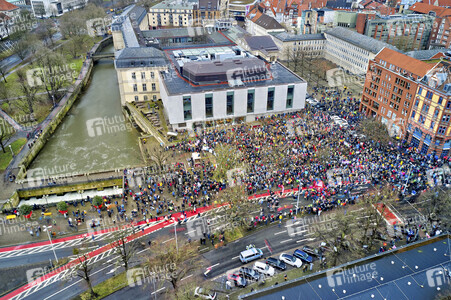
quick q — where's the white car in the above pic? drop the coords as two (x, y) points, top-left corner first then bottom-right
(279, 253), (303, 268)
(194, 287), (217, 299)
(253, 261), (275, 276)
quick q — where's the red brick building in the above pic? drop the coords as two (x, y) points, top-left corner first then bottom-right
(359, 48), (436, 138)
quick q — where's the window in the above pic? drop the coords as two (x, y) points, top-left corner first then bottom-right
(131, 72), (136, 79)
(430, 121), (435, 129)
(414, 99), (419, 107)
(205, 94), (213, 118)
(134, 96), (139, 101)
(141, 72), (146, 79)
(183, 96), (192, 120)
(144, 95), (148, 101)
(142, 84), (147, 91)
(411, 111), (416, 119)
(152, 83), (156, 91)
(151, 72), (155, 78)
(443, 115), (450, 123)
(247, 90), (255, 113)
(226, 92), (234, 115)
(446, 101), (451, 109)
(418, 87), (423, 95)
(286, 85), (294, 109)
(133, 84), (138, 92)
(426, 91), (433, 100)
(267, 87), (275, 111)
(438, 126), (446, 134)
(434, 109), (439, 118)
(153, 95), (157, 101)
(438, 96), (443, 105)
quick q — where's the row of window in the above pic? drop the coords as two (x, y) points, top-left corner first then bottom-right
(133, 95), (157, 101)
(133, 83), (156, 92)
(183, 86), (295, 120)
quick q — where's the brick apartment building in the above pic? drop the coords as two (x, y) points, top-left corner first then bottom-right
(360, 48), (436, 138)
(407, 61), (451, 157)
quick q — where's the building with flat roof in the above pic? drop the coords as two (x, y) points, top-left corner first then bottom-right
(324, 27), (398, 75)
(272, 33), (325, 60)
(159, 46), (307, 129)
(148, 0), (195, 29)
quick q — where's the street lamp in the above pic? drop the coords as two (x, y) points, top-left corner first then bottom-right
(174, 219), (178, 253)
(8, 144), (13, 157)
(43, 225), (59, 264)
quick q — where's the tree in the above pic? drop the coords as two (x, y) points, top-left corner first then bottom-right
(417, 188), (451, 231)
(145, 239), (202, 297)
(33, 46), (72, 106)
(19, 204), (32, 216)
(359, 118), (391, 146)
(13, 38), (29, 61)
(220, 184), (257, 227)
(66, 35), (89, 58)
(213, 144), (242, 181)
(73, 250), (98, 298)
(145, 145), (169, 174)
(16, 69), (38, 115)
(0, 118), (14, 153)
(92, 195), (103, 207)
(36, 20), (56, 47)
(109, 226), (139, 272)
(57, 201), (68, 212)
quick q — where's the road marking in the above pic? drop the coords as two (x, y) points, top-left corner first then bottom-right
(274, 231), (286, 235)
(208, 263), (220, 268)
(185, 230), (196, 235)
(232, 256), (239, 260)
(162, 238), (174, 244)
(296, 238), (316, 243)
(280, 239), (292, 244)
(181, 274), (193, 281)
(151, 287), (166, 295)
(137, 248), (149, 254)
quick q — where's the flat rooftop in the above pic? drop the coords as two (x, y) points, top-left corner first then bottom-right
(241, 235), (451, 299)
(161, 61), (304, 95)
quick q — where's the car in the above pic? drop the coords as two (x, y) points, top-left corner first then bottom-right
(302, 246), (318, 257)
(253, 261), (275, 276)
(293, 249), (313, 263)
(266, 257), (287, 270)
(227, 273), (247, 287)
(279, 253), (302, 268)
(239, 267), (261, 281)
(240, 247), (264, 263)
(194, 287), (217, 299)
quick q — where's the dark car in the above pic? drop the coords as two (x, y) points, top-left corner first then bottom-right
(227, 273), (247, 287)
(302, 246), (318, 257)
(239, 267), (261, 281)
(266, 257), (287, 270)
(293, 249), (313, 263)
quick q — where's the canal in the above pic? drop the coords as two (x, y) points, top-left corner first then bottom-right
(29, 45), (143, 175)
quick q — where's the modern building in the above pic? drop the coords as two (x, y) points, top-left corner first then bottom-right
(359, 48), (437, 138)
(364, 14), (435, 51)
(30, 0), (86, 17)
(159, 46), (307, 129)
(407, 61), (451, 157)
(115, 47), (169, 105)
(272, 32), (325, 60)
(324, 27), (398, 75)
(147, 0), (194, 29)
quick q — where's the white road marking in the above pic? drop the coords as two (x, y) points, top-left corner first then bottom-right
(181, 274), (193, 281)
(232, 256), (239, 260)
(274, 231), (287, 235)
(162, 238), (174, 244)
(280, 239), (293, 244)
(296, 238), (316, 243)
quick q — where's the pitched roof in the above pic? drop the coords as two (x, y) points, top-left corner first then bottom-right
(409, 2), (447, 14)
(0, 0), (18, 11)
(274, 32), (325, 41)
(115, 47), (167, 68)
(253, 13), (285, 30)
(376, 48), (435, 77)
(243, 35), (279, 51)
(325, 27), (398, 54)
(404, 49), (448, 60)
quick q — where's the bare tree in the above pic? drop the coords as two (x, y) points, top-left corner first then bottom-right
(73, 250), (99, 298)
(213, 144), (242, 181)
(36, 20), (56, 47)
(0, 117), (14, 153)
(109, 226), (139, 272)
(145, 145), (170, 174)
(16, 69), (38, 115)
(359, 118), (391, 146)
(13, 38), (29, 61)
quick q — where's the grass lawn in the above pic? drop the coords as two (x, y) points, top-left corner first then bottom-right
(76, 272), (129, 300)
(0, 138), (26, 170)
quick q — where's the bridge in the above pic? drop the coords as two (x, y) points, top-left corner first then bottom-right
(91, 52), (115, 61)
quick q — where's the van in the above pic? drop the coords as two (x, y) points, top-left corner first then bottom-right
(240, 248), (263, 263)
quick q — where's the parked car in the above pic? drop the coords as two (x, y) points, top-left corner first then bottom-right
(239, 267), (260, 281)
(279, 253), (302, 268)
(302, 246), (318, 257)
(227, 273), (247, 287)
(293, 249), (313, 263)
(253, 261), (275, 276)
(266, 257), (287, 270)
(194, 287), (217, 299)
(240, 248), (264, 263)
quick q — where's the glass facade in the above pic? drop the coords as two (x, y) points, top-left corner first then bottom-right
(247, 90), (255, 113)
(205, 94), (213, 118)
(183, 96), (192, 120)
(227, 91), (234, 115)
